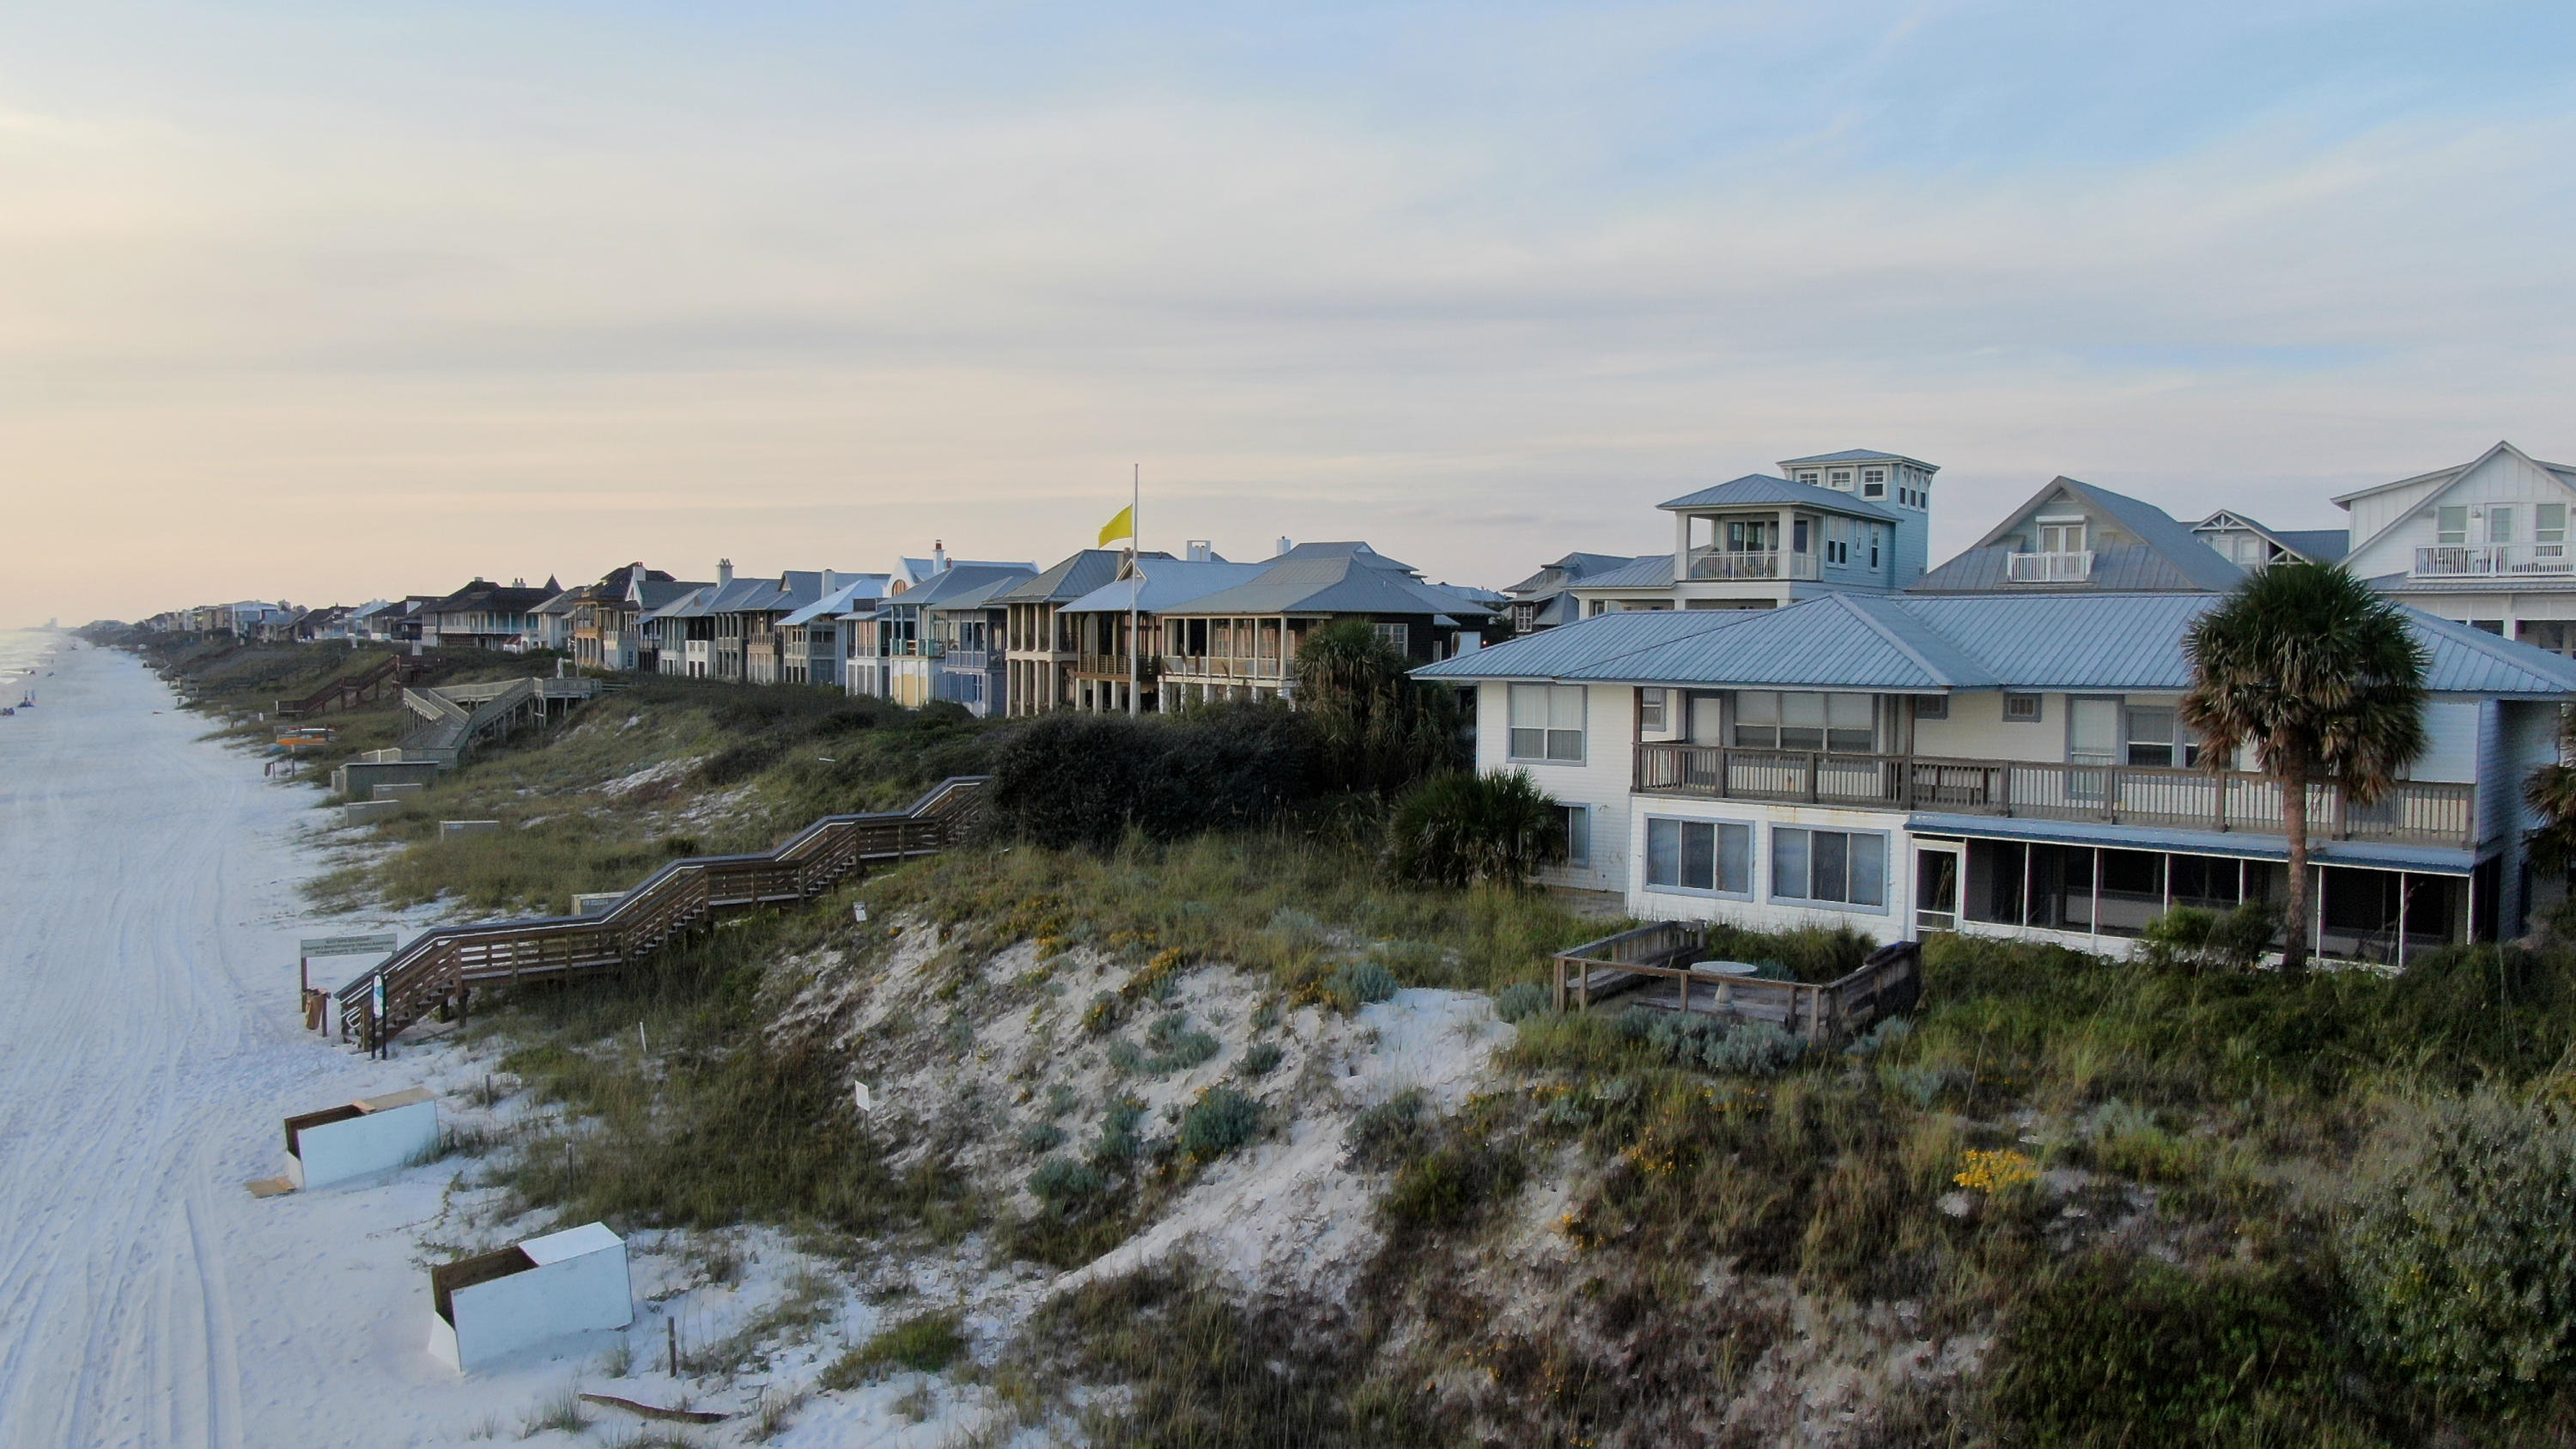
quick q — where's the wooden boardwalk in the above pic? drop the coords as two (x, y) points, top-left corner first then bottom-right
(1552, 921), (1920, 1042)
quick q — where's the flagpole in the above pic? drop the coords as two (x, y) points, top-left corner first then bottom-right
(1127, 463), (1140, 717)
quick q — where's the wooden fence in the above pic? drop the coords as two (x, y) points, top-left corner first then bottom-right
(1551, 921), (1920, 1044)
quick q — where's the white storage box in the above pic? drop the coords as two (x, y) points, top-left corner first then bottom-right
(284, 1087), (439, 1190)
(429, 1222), (633, 1373)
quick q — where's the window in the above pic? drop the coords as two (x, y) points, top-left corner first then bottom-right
(1829, 470), (1853, 490)
(2489, 508), (2514, 545)
(1645, 818), (1752, 896)
(1732, 691), (1874, 752)
(1796, 471), (1820, 485)
(1637, 687), (1668, 732)
(1912, 694), (1948, 721)
(2542, 503), (2567, 557)
(2004, 693), (2043, 721)
(1869, 526), (1882, 569)
(1862, 467), (1887, 497)
(1825, 517), (1850, 565)
(1557, 805), (1591, 865)
(2124, 706), (2200, 768)
(1771, 827), (1886, 907)
(2437, 506), (2468, 545)
(1724, 519), (1777, 552)
(1793, 519), (1810, 552)
(2470, 618), (2504, 635)
(1508, 683), (1586, 762)
(1372, 622), (1409, 654)
(2037, 520), (2087, 555)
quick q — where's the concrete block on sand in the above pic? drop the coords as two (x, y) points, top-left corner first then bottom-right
(438, 819), (500, 838)
(342, 800), (400, 825)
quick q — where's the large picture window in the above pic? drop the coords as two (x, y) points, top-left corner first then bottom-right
(1771, 827), (1886, 908)
(1732, 691), (1874, 752)
(1508, 684), (1586, 763)
(1645, 818), (1752, 896)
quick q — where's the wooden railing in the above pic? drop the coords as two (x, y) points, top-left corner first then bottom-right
(331, 776), (989, 1047)
(1633, 742), (2477, 848)
(1550, 922), (1920, 1044)
(1159, 654), (1285, 680)
(276, 655), (412, 718)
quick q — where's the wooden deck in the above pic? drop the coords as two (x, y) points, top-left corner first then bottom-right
(1552, 921), (1920, 1043)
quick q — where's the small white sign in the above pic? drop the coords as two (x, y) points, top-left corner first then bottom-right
(852, 1081), (874, 1116)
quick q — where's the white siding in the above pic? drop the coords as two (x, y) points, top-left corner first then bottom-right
(2347, 450), (2576, 580)
(2416, 701), (2480, 782)
(1913, 691), (2069, 762)
(1480, 681), (1637, 894)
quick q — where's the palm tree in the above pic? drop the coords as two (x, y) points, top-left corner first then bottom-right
(2180, 563), (2429, 974)
(2524, 710), (2576, 893)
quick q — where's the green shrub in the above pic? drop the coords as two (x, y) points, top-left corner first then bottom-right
(1237, 1041), (1285, 1078)
(1386, 770), (1568, 888)
(1327, 960), (1400, 1010)
(1143, 1012), (1221, 1073)
(1018, 1121), (1068, 1154)
(822, 1312), (967, 1387)
(1177, 1087), (1261, 1163)
(1382, 1142), (1524, 1231)
(1493, 982), (1551, 1022)
(1105, 1039), (1145, 1075)
(2135, 901), (2282, 973)
(2344, 1092), (2576, 1406)
(1294, 618), (1469, 797)
(1988, 1253), (2337, 1446)
(1345, 1090), (1430, 1171)
(987, 707), (1315, 849)
(1706, 1021), (1805, 1077)
(1091, 1097), (1147, 1165)
(1027, 1156), (1107, 1209)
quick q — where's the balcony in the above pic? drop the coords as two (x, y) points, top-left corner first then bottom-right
(2413, 544), (2574, 578)
(1632, 742), (2475, 848)
(2005, 551), (2094, 583)
(1686, 548), (1820, 582)
(1160, 654), (1286, 680)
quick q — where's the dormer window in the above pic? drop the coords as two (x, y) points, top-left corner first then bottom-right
(1796, 471), (1821, 486)
(1862, 467), (1887, 498)
(1829, 470), (1853, 490)
(2489, 508), (2514, 545)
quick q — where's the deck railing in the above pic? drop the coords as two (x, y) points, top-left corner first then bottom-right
(1633, 742), (2476, 848)
(1550, 922), (1920, 1043)
(331, 776), (989, 1048)
(2005, 551), (2094, 582)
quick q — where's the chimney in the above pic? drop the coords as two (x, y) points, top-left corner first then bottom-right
(1187, 539), (1212, 563)
(933, 540), (949, 573)
(717, 558), (734, 586)
(512, 577), (526, 588)
(823, 569), (840, 594)
(1273, 537), (1293, 557)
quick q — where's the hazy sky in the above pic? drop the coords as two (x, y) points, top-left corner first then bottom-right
(5, 2), (2573, 624)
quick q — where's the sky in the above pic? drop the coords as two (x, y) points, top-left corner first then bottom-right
(3, 1), (2573, 624)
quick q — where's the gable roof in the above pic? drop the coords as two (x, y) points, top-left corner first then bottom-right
(886, 563), (1037, 611)
(899, 557), (1039, 588)
(997, 549), (1170, 606)
(1912, 477), (2245, 594)
(2194, 511), (2352, 565)
(1162, 554), (1492, 619)
(1269, 540), (1420, 574)
(781, 575), (896, 626)
(1658, 473), (1901, 522)
(422, 579), (559, 618)
(2330, 440), (2576, 508)
(1060, 560), (1273, 615)
(1568, 554), (1677, 591)
(1419, 590), (2576, 700)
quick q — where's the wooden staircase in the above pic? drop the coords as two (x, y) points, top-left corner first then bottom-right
(276, 654), (416, 718)
(329, 776), (989, 1048)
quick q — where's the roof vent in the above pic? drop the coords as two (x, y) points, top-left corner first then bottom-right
(716, 558), (734, 586)
(1186, 539), (1212, 563)
(1274, 536), (1293, 557)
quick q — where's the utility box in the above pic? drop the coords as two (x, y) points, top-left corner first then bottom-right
(284, 1087), (439, 1190)
(342, 800), (401, 826)
(428, 1222), (633, 1373)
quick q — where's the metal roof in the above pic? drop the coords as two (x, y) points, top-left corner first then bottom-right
(1418, 590), (2576, 700)
(996, 549), (1169, 606)
(886, 563), (1037, 612)
(1917, 477), (2245, 594)
(1060, 559), (1271, 615)
(1911, 544), (2227, 595)
(1159, 555), (1492, 619)
(781, 575), (896, 626)
(1568, 554), (1676, 590)
(1657, 473), (1902, 521)
(2274, 529), (2351, 563)
(1778, 448), (1939, 469)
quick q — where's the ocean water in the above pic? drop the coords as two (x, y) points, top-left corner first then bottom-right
(0, 628), (62, 693)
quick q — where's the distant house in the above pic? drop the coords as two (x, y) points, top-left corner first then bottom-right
(997, 548), (1178, 716)
(418, 577), (561, 650)
(1056, 555), (1267, 712)
(635, 561), (862, 682)
(845, 547), (1036, 702)
(778, 575), (894, 688)
(2189, 512), (2349, 574)
(562, 564), (702, 673)
(294, 605), (357, 642)
(853, 563), (1036, 709)
(1151, 542), (1497, 709)
(1500, 552), (1645, 633)
(2333, 441), (2576, 655)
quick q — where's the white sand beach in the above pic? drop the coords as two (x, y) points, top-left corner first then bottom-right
(0, 645), (606, 1447)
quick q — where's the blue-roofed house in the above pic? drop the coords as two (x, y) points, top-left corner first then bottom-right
(997, 548), (1179, 716)
(778, 574), (895, 688)
(850, 563), (1036, 709)
(1499, 552), (1648, 634)
(1417, 587), (2576, 964)
(1149, 541), (1498, 709)
(2190, 511), (2349, 573)
(1057, 556), (1272, 712)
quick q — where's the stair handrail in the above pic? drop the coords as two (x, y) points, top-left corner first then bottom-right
(334, 775), (989, 1043)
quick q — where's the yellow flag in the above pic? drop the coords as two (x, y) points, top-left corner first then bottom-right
(1098, 503), (1135, 548)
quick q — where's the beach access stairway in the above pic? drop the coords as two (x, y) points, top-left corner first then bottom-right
(331, 775), (989, 1047)
(276, 654), (416, 719)
(396, 677), (601, 766)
